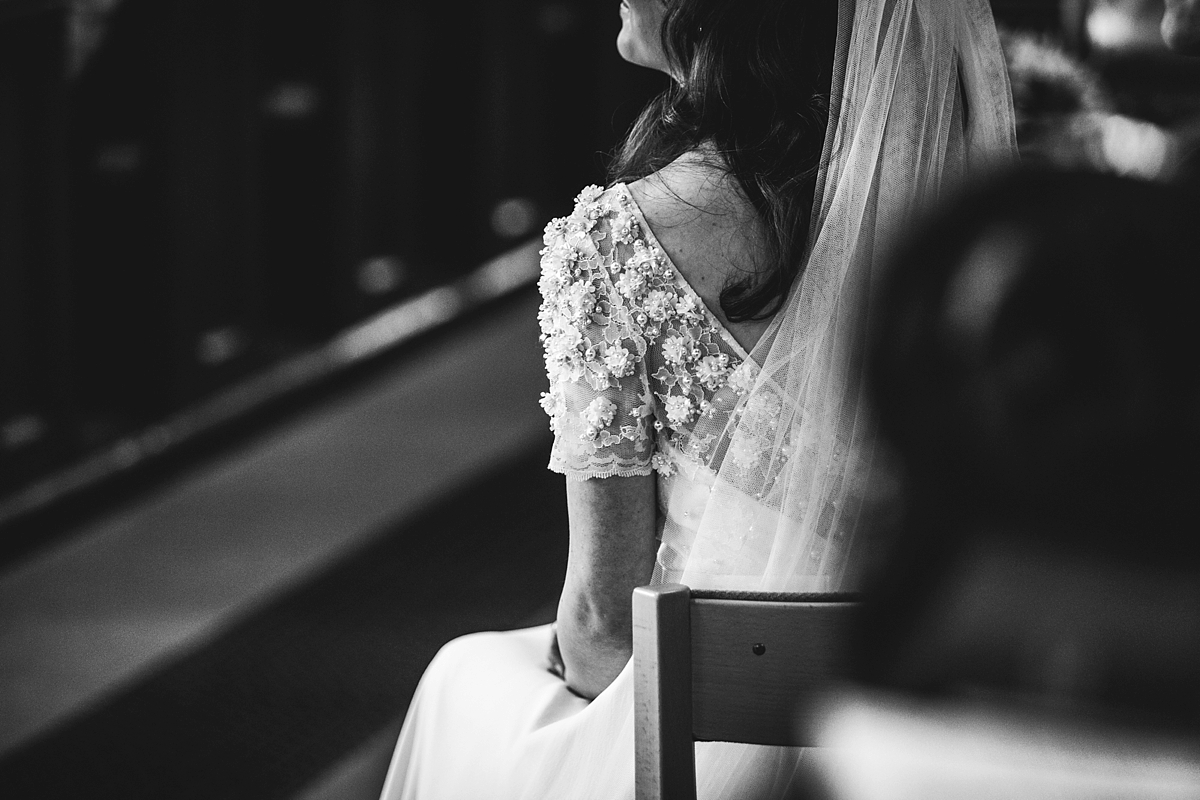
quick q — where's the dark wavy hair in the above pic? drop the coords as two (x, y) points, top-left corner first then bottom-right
(610, 0), (840, 322)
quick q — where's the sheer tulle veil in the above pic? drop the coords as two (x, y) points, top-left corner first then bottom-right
(652, 0), (1018, 594)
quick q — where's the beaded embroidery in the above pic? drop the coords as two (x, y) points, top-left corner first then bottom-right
(539, 184), (751, 479)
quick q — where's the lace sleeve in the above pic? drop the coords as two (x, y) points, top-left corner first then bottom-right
(538, 185), (657, 480)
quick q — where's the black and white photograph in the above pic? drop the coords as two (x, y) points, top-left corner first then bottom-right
(1, 0), (1198, 798)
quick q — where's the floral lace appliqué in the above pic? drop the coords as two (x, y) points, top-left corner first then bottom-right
(539, 184), (746, 479)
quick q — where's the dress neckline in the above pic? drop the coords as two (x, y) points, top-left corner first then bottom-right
(611, 182), (754, 363)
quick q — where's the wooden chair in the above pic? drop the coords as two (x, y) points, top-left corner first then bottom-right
(632, 584), (859, 800)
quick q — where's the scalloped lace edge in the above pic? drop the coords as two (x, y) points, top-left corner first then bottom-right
(549, 464), (655, 482)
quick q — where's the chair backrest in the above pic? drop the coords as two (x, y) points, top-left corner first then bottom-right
(632, 583), (859, 800)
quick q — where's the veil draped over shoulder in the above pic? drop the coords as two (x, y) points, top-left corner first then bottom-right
(653, 0), (1018, 594)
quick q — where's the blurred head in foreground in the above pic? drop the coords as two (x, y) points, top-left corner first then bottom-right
(858, 167), (1200, 727)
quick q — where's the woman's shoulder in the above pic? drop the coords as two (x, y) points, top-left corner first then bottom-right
(625, 148), (748, 227)
(627, 151), (765, 292)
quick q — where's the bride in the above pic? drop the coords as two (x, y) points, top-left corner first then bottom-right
(382, 0), (1016, 797)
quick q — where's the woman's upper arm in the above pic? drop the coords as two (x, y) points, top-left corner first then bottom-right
(563, 474), (658, 615)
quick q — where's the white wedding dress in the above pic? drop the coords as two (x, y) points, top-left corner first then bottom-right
(380, 1), (1016, 797)
(383, 182), (822, 800)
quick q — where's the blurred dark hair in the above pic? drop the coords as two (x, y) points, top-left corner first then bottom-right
(856, 168), (1200, 715)
(869, 168), (1199, 548)
(609, 0), (840, 322)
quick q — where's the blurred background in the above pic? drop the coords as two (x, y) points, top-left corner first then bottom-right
(0, 0), (1197, 798)
(0, 0), (668, 519)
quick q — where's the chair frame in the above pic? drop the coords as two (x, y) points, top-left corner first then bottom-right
(632, 583), (859, 800)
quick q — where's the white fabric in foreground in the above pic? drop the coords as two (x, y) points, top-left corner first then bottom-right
(380, 0), (1017, 797)
(816, 690), (1200, 800)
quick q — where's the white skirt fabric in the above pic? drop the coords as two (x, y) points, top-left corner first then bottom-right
(379, 624), (815, 799)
